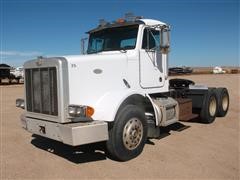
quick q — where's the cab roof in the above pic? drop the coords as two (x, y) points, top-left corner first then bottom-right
(139, 19), (166, 26)
(87, 18), (167, 34)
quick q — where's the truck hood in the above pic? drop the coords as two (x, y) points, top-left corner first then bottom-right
(63, 51), (129, 107)
(63, 51), (128, 63)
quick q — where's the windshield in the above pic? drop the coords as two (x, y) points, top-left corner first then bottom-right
(87, 25), (139, 54)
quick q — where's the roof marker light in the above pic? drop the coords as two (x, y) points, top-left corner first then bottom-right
(117, 18), (125, 23)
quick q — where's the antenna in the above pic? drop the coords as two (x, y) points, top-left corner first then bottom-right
(99, 19), (107, 26)
(125, 12), (143, 21)
(125, 12), (135, 22)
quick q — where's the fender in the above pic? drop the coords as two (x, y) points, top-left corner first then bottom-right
(92, 90), (158, 125)
(145, 94), (161, 126)
(92, 90), (144, 122)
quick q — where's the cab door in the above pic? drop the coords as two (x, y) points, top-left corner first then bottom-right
(139, 28), (165, 88)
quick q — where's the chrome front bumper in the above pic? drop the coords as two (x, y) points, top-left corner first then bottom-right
(21, 114), (109, 146)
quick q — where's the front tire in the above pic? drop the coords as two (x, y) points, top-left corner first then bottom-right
(106, 105), (147, 161)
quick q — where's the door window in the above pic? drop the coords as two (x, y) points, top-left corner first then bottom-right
(142, 28), (163, 72)
(142, 28), (160, 50)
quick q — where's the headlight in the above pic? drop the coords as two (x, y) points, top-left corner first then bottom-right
(16, 98), (25, 109)
(68, 105), (94, 117)
(68, 105), (85, 117)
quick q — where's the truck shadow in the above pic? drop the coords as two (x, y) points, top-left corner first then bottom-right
(182, 117), (208, 124)
(162, 122), (191, 133)
(146, 122), (191, 145)
(0, 82), (24, 86)
(31, 122), (190, 163)
(31, 134), (107, 164)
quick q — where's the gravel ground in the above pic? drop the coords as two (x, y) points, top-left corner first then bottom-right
(0, 74), (239, 179)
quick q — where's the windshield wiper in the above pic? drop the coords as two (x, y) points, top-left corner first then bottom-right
(87, 49), (104, 54)
(102, 48), (127, 53)
(119, 49), (127, 53)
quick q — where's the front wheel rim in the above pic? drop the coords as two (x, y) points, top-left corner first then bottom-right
(123, 118), (143, 150)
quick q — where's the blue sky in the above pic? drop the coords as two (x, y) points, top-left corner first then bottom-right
(0, 0), (239, 67)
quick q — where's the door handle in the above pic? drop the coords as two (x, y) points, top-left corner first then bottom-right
(159, 77), (162, 82)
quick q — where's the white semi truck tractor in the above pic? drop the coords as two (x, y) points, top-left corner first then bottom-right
(16, 15), (229, 161)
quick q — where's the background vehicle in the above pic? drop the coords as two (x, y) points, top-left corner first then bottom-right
(16, 14), (229, 161)
(212, 66), (226, 74)
(10, 67), (24, 83)
(11, 67), (24, 79)
(169, 66), (193, 75)
(0, 64), (22, 84)
(0, 64), (11, 83)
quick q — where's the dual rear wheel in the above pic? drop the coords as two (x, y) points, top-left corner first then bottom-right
(200, 88), (229, 123)
(215, 88), (229, 117)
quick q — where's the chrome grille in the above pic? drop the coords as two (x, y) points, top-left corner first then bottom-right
(25, 67), (58, 116)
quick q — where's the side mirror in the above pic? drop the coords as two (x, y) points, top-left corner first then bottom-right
(160, 29), (170, 54)
(160, 45), (170, 54)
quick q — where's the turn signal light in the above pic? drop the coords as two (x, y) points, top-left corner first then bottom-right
(68, 105), (94, 118)
(86, 106), (94, 117)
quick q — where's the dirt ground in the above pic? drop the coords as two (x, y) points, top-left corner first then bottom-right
(0, 74), (239, 179)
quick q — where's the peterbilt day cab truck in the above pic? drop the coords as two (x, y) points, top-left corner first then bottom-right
(16, 15), (229, 161)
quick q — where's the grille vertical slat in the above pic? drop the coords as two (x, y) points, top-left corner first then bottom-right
(30, 69), (34, 112)
(25, 67), (58, 116)
(41, 68), (50, 114)
(50, 69), (53, 114)
(32, 69), (41, 113)
(25, 69), (33, 111)
(48, 68), (51, 114)
(39, 68), (42, 113)
(50, 67), (58, 115)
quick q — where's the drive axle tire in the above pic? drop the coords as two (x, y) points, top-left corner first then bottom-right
(200, 89), (218, 124)
(215, 88), (229, 117)
(106, 105), (147, 161)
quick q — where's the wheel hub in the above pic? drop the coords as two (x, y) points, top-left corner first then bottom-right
(209, 96), (217, 116)
(123, 118), (143, 150)
(222, 95), (229, 111)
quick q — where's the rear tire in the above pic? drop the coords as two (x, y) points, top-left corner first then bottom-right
(215, 88), (229, 117)
(106, 105), (147, 161)
(200, 89), (218, 123)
